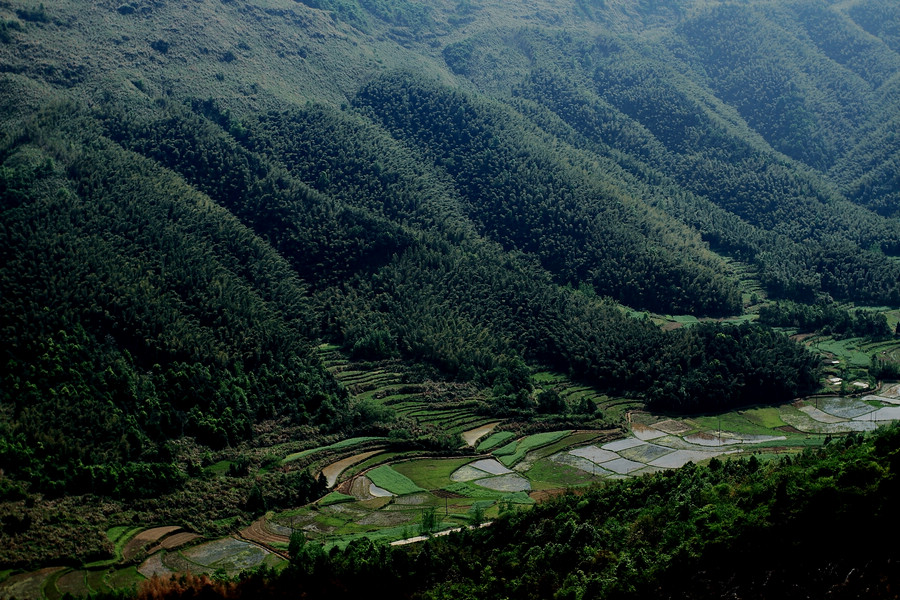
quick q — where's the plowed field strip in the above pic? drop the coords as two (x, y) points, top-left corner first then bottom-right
(122, 526), (181, 561)
(321, 450), (384, 487)
(462, 422), (500, 446)
(147, 532), (202, 556)
(240, 518), (290, 548)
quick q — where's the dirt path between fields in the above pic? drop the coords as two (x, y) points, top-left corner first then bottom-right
(390, 522), (493, 546)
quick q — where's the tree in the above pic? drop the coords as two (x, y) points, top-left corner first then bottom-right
(419, 506), (438, 536)
(288, 530), (306, 560)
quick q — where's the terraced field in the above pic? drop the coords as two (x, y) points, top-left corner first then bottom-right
(0, 526), (200, 600)
(529, 370), (642, 421)
(7, 348), (900, 598)
(724, 257), (767, 309)
(0, 525), (204, 599)
(319, 346), (495, 435)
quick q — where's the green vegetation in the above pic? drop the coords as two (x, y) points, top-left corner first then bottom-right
(759, 300), (894, 340)
(494, 431), (571, 467)
(283, 437), (385, 463)
(366, 465), (426, 495)
(3, 0), (900, 593)
(391, 458), (473, 491)
(741, 407), (788, 430)
(476, 432), (516, 452)
(318, 492), (356, 507)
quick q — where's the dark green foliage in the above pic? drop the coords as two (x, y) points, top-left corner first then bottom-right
(149, 39), (169, 54)
(646, 323), (820, 413)
(871, 354), (900, 380)
(354, 73), (741, 316)
(15, 4), (48, 23)
(497, 26), (900, 307)
(759, 301), (893, 340)
(0, 18), (23, 44)
(419, 506), (438, 535)
(0, 103), (344, 496)
(358, 0), (433, 31)
(535, 389), (565, 415)
(245, 484), (266, 515)
(350, 329), (397, 360)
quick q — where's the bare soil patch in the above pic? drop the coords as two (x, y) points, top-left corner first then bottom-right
(321, 450), (384, 488)
(348, 475), (374, 499)
(777, 425), (804, 434)
(159, 532), (202, 550)
(432, 489), (465, 499)
(241, 518), (289, 547)
(393, 493), (429, 506)
(55, 569), (89, 597)
(138, 553), (176, 579)
(122, 526), (181, 561)
(461, 422), (500, 446)
(790, 333), (815, 342)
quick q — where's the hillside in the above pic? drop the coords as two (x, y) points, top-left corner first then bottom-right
(2, 0), (900, 587)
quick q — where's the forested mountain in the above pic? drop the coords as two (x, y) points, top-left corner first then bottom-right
(1, 0), (899, 577)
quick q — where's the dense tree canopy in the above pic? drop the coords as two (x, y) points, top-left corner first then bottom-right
(0, 0), (896, 505)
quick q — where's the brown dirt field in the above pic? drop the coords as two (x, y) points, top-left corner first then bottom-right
(122, 526), (182, 561)
(661, 321), (683, 331)
(144, 532), (203, 557)
(348, 475), (375, 500)
(777, 425), (805, 434)
(790, 333), (816, 342)
(320, 450), (383, 487)
(431, 489), (466, 499)
(461, 422), (500, 446)
(160, 532), (202, 550)
(240, 518), (289, 547)
(357, 496), (392, 510)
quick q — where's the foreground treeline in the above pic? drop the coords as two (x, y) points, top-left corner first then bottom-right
(104, 425), (900, 600)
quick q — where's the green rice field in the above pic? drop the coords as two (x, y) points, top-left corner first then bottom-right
(366, 465), (426, 495)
